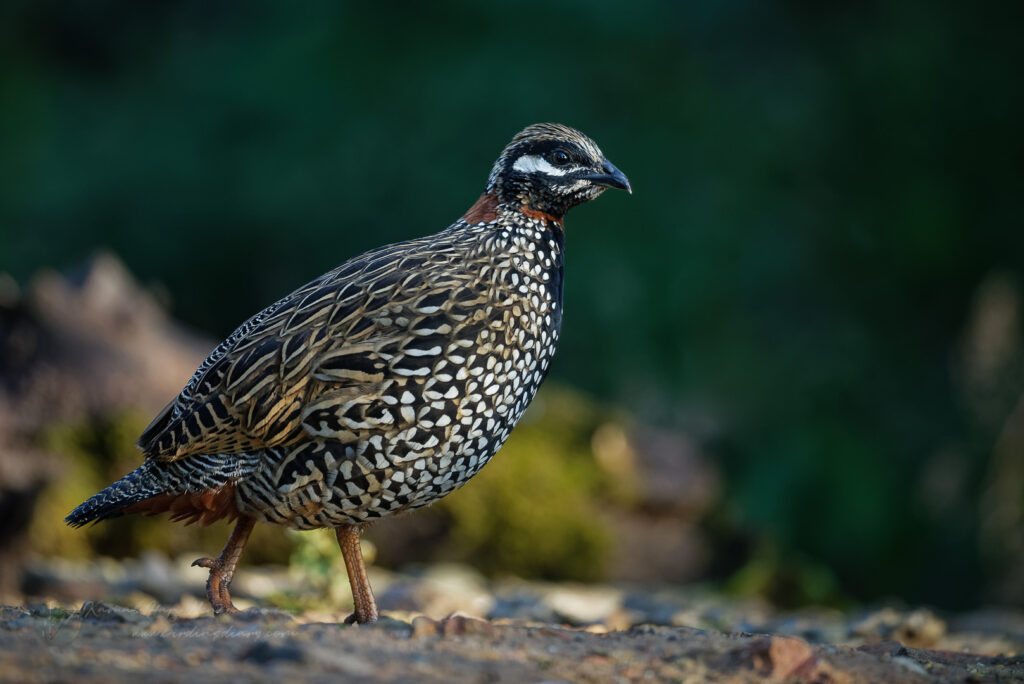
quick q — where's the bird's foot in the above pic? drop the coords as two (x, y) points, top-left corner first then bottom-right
(343, 611), (379, 625)
(192, 556), (239, 615)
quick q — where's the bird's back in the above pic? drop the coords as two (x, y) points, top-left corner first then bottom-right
(136, 230), (459, 462)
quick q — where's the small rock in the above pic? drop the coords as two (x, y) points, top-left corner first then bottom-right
(895, 609), (946, 647)
(543, 585), (622, 625)
(603, 608), (639, 632)
(766, 636), (819, 680)
(729, 636), (831, 683)
(440, 612), (496, 637)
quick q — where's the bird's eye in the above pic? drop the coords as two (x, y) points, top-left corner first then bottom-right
(550, 150), (571, 166)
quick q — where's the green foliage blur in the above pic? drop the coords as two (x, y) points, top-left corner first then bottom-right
(3, 1), (1022, 609)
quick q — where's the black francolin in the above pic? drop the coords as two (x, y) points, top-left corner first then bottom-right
(67, 123), (631, 623)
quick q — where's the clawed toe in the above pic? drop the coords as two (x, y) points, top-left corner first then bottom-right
(192, 518), (256, 616)
(212, 596), (239, 615)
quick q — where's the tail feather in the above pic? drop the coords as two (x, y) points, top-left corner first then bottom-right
(65, 462), (165, 527)
(66, 452), (262, 527)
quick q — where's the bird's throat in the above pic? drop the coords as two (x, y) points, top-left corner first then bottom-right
(519, 205), (564, 228)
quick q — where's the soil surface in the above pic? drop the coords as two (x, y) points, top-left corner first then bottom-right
(1, 605), (1022, 683)
(3, 559), (1022, 683)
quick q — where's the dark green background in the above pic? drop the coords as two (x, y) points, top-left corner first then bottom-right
(3, 1), (1022, 609)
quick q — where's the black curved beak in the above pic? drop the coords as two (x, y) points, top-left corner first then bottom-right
(584, 159), (632, 194)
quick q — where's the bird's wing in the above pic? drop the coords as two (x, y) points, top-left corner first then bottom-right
(138, 232), (483, 461)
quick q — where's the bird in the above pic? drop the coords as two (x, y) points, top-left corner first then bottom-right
(66, 123), (631, 623)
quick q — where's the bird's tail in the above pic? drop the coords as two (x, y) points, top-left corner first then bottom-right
(65, 461), (166, 527)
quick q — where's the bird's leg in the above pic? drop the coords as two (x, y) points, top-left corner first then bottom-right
(192, 516), (255, 615)
(336, 525), (379, 624)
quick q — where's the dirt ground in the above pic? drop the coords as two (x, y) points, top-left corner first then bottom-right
(2, 555), (1022, 682)
(2, 599), (1021, 683)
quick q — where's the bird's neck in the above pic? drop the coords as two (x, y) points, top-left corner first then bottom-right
(461, 192), (565, 232)
(459, 191), (566, 331)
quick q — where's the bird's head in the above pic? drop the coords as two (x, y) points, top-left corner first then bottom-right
(485, 123), (631, 221)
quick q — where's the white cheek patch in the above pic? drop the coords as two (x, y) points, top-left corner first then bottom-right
(513, 154), (569, 177)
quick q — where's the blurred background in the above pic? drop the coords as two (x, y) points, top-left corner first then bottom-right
(1, 0), (1022, 614)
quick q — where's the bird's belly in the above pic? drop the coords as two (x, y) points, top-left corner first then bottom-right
(235, 323), (559, 530)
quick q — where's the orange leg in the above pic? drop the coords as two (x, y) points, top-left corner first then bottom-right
(336, 525), (379, 624)
(192, 517), (255, 615)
